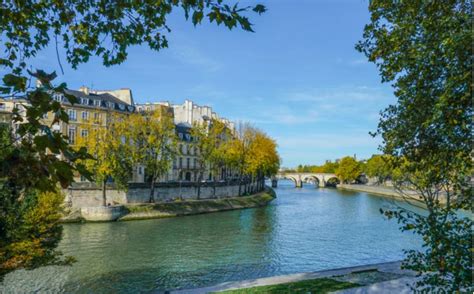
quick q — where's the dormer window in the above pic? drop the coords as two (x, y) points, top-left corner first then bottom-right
(53, 94), (63, 102)
(178, 133), (183, 140)
(94, 99), (101, 107)
(81, 98), (89, 105)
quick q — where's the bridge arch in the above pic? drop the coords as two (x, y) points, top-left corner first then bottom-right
(325, 176), (340, 187)
(275, 172), (340, 188)
(302, 175), (321, 188)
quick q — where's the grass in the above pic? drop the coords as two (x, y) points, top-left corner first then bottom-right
(216, 278), (359, 294)
(119, 189), (276, 221)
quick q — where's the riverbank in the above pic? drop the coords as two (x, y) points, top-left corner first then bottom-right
(172, 261), (416, 293)
(119, 188), (276, 221)
(337, 184), (420, 202)
(62, 188), (276, 222)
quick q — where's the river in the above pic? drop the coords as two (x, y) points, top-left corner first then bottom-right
(0, 180), (421, 293)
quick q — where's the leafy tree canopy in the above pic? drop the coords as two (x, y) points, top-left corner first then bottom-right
(357, 0), (472, 291)
(335, 156), (362, 184)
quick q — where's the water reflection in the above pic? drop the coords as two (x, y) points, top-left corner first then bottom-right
(0, 180), (421, 293)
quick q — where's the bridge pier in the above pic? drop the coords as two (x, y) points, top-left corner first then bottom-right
(319, 179), (326, 188)
(295, 179), (303, 188)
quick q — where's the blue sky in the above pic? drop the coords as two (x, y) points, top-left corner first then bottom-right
(30, 0), (394, 167)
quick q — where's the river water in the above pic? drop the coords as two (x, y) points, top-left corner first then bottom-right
(1, 181), (421, 293)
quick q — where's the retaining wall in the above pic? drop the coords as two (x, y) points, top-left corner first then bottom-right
(65, 181), (261, 208)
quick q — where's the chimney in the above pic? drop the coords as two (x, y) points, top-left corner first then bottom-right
(79, 86), (90, 95)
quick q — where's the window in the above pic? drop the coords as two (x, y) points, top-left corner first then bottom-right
(68, 126), (76, 144)
(0, 103), (5, 109)
(138, 166), (143, 175)
(81, 129), (88, 138)
(81, 98), (89, 105)
(42, 112), (48, 119)
(52, 123), (61, 132)
(94, 112), (100, 123)
(82, 111), (89, 121)
(179, 157), (183, 168)
(179, 144), (184, 154)
(178, 133), (183, 140)
(68, 109), (77, 121)
(185, 134), (190, 141)
(53, 94), (63, 102)
(194, 158), (198, 169)
(173, 158), (177, 169)
(94, 99), (101, 107)
(80, 175), (87, 182)
(186, 158), (190, 169)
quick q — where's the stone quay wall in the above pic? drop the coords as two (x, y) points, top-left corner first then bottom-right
(65, 181), (261, 209)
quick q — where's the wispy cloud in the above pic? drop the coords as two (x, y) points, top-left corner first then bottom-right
(335, 57), (369, 66)
(172, 45), (222, 72)
(221, 86), (393, 127)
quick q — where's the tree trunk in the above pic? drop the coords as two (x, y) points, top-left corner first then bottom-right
(238, 177), (242, 196)
(213, 178), (216, 198)
(197, 171), (202, 200)
(149, 177), (155, 203)
(102, 179), (107, 206)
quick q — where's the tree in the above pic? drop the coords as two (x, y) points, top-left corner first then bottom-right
(246, 129), (280, 191)
(75, 115), (131, 206)
(0, 187), (73, 278)
(226, 123), (257, 196)
(127, 109), (177, 202)
(0, 75), (90, 279)
(357, 0), (472, 291)
(191, 119), (226, 199)
(208, 119), (232, 197)
(1, 0), (265, 277)
(335, 156), (361, 184)
(365, 155), (393, 185)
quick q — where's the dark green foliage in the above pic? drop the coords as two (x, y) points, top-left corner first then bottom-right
(357, 0), (472, 292)
(1, 0), (265, 70)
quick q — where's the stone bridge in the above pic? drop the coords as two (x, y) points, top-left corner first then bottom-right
(271, 172), (340, 188)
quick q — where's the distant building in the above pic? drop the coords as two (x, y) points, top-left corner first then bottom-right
(136, 99), (236, 183)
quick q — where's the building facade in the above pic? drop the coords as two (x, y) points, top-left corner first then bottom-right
(3, 87), (235, 186)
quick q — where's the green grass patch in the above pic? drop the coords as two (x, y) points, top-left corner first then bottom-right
(120, 189), (276, 221)
(216, 278), (359, 294)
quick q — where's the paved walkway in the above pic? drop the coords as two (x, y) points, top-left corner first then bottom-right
(332, 277), (416, 294)
(171, 261), (417, 294)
